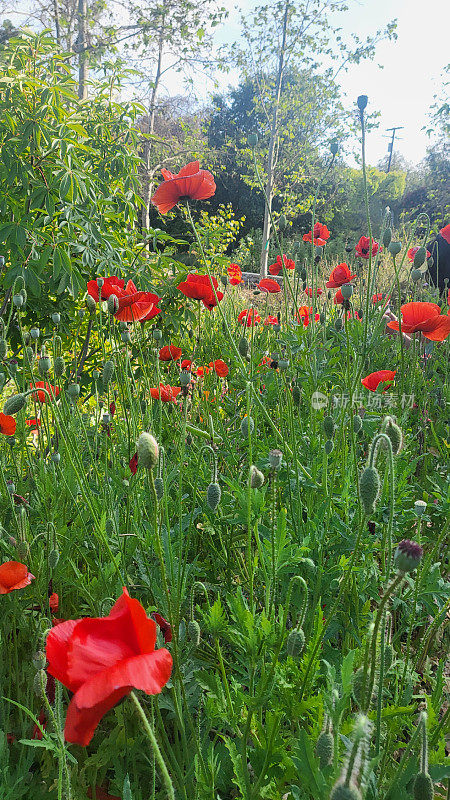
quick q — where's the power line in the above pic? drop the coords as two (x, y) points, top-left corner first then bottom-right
(384, 126), (404, 172)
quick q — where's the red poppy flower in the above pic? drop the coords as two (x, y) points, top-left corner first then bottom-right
(355, 236), (380, 259)
(305, 286), (323, 297)
(196, 366), (210, 377)
(0, 561), (35, 594)
(181, 359), (192, 371)
(264, 315), (278, 326)
(49, 592), (59, 611)
(407, 246), (431, 263)
(334, 289), (344, 304)
(258, 278), (281, 294)
(140, 305), (162, 322)
(387, 302), (450, 341)
(149, 384), (181, 402)
(440, 224), (450, 244)
(210, 359), (229, 378)
(361, 370), (396, 392)
(129, 452), (138, 475)
(302, 222), (330, 246)
(238, 309), (261, 327)
(372, 293), (383, 304)
(326, 263), (356, 288)
(32, 709), (47, 741)
(268, 254), (295, 276)
(296, 305), (320, 327)
(25, 418), (41, 429)
(153, 613), (172, 644)
(29, 382), (60, 404)
(151, 161), (216, 214)
(202, 289), (224, 310)
(228, 263), (242, 285)
(87, 276), (125, 303)
(159, 345), (182, 361)
(46, 587), (173, 746)
(177, 273), (223, 310)
(109, 280), (161, 323)
(0, 413), (16, 436)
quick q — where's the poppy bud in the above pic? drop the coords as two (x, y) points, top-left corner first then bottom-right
(154, 477), (164, 501)
(52, 312), (60, 325)
(412, 773), (434, 800)
(32, 651), (46, 669)
(351, 666), (368, 707)
(67, 384), (80, 400)
(107, 294), (119, 315)
(384, 643), (393, 671)
(330, 138), (339, 156)
(188, 620), (201, 646)
(33, 669), (47, 700)
(316, 731), (334, 769)
(381, 416), (403, 454)
(84, 295), (95, 313)
(0, 339), (7, 358)
(38, 355), (51, 376)
(330, 783), (362, 800)
(359, 466), (380, 514)
(341, 283), (354, 299)
(13, 293), (23, 307)
(394, 539), (423, 574)
(7, 481), (16, 495)
(250, 465), (264, 489)
(414, 500), (426, 516)
(206, 482), (221, 512)
(334, 318), (343, 331)
(278, 359), (289, 371)
(105, 518), (115, 536)
(137, 432), (159, 470)
(324, 440), (334, 455)
(4, 393), (26, 415)
(300, 268), (307, 282)
(54, 356), (65, 377)
(268, 449), (282, 470)
(357, 94), (368, 112)
(292, 385), (301, 405)
(152, 329), (162, 341)
(353, 415), (362, 434)
(411, 268), (422, 282)
(314, 245), (323, 258)
(97, 277), (104, 288)
(382, 228), (392, 248)
(121, 329), (131, 343)
(180, 370), (191, 387)
(323, 415), (335, 438)
(48, 549), (60, 568)
(278, 214), (287, 230)
(240, 416), (254, 437)
(388, 241), (402, 257)
(102, 360), (114, 387)
(247, 133), (258, 147)
(30, 327), (40, 340)
(238, 336), (249, 357)
(286, 628), (305, 657)
(413, 247), (427, 268)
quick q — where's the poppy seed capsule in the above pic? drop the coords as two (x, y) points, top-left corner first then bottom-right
(180, 370), (191, 387)
(394, 539), (423, 574)
(107, 294), (119, 315)
(238, 336), (249, 357)
(341, 283), (354, 299)
(411, 268), (422, 282)
(287, 628), (305, 657)
(121, 329), (131, 343)
(240, 416), (254, 437)
(334, 318), (343, 331)
(323, 415), (335, 438)
(4, 393), (26, 415)
(188, 620), (201, 646)
(250, 465), (264, 489)
(102, 360), (114, 387)
(206, 482), (221, 512)
(330, 138), (339, 156)
(154, 477), (164, 501)
(381, 416), (403, 454)
(330, 783), (362, 800)
(268, 449), (282, 470)
(357, 94), (368, 112)
(414, 500), (427, 517)
(67, 383), (80, 400)
(137, 433), (159, 470)
(52, 312), (60, 325)
(30, 327), (40, 340)
(0, 339), (7, 358)
(388, 241), (402, 257)
(315, 731), (334, 769)
(413, 772), (434, 800)
(48, 549), (60, 569)
(359, 466), (380, 515)
(38, 356), (51, 376)
(247, 133), (258, 147)
(413, 246), (427, 268)
(13, 293), (23, 307)
(324, 440), (334, 455)
(152, 329), (162, 341)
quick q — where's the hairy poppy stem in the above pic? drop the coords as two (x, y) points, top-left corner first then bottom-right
(130, 691), (175, 800)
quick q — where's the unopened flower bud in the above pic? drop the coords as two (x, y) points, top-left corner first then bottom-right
(330, 782), (362, 800)
(137, 432), (159, 470)
(32, 651), (46, 669)
(4, 394), (26, 415)
(238, 336), (249, 357)
(206, 482), (221, 512)
(247, 133), (258, 147)
(394, 539), (423, 574)
(180, 370), (191, 387)
(334, 318), (343, 331)
(152, 329), (162, 341)
(382, 228), (392, 248)
(121, 329), (131, 343)
(286, 628), (305, 657)
(52, 312), (60, 325)
(359, 466), (380, 515)
(38, 356), (51, 376)
(51, 453), (60, 465)
(13, 294), (23, 307)
(33, 669), (47, 700)
(323, 415), (335, 438)
(278, 214), (287, 230)
(86, 294), (96, 312)
(324, 439), (334, 455)
(292, 385), (301, 405)
(412, 772), (434, 800)
(48, 549), (60, 568)
(240, 416), (254, 437)
(381, 416), (403, 454)
(0, 339), (7, 358)
(54, 356), (65, 377)
(413, 246), (427, 268)
(278, 359), (289, 371)
(188, 620), (201, 646)
(316, 730), (334, 769)
(330, 138), (339, 156)
(154, 477), (164, 501)
(30, 327), (40, 340)
(107, 294), (119, 315)
(250, 465), (264, 489)
(102, 360), (114, 387)
(411, 268), (422, 282)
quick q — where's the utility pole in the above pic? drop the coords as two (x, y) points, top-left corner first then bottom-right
(385, 126), (404, 172)
(77, 0), (88, 99)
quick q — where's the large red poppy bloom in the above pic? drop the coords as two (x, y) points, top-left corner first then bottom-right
(407, 246), (431, 263)
(29, 382), (60, 403)
(361, 370), (396, 392)
(111, 280), (161, 323)
(296, 305), (320, 327)
(387, 302), (450, 342)
(151, 161), (216, 214)
(227, 263), (242, 285)
(210, 359), (229, 378)
(355, 236), (380, 259)
(269, 254), (295, 276)
(149, 384), (181, 402)
(305, 286), (323, 297)
(334, 289), (344, 304)
(258, 278), (281, 294)
(177, 273), (223, 310)
(238, 309), (261, 327)
(46, 588), (172, 746)
(87, 276), (125, 303)
(0, 413), (16, 436)
(140, 305), (162, 322)
(0, 561), (35, 594)
(159, 345), (182, 361)
(264, 315), (278, 326)
(181, 359), (192, 371)
(326, 263), (356, 288)
(303, 222), (330, 246)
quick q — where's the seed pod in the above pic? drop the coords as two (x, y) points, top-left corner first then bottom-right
(52, 312), (60, 325)
(357, 94), (368, 112)
(278, 359), (289, 371)
(48, 549), (60, 569)
(330, 783), (362, 800)
(268, 449), (282, 470)
(238, 336), (249, 357)
(250, 465), (264, 489)
(152, 329), (162, 341)
(413, 772), (434, 800)
(121, 329), (131, 343)
(180, 370), (191, 387)
(0, 339), (7, 358)
(286, 628), (305, 657)
(54, 356), (65, 377)
(240, 416), (254, 438)
(381, 416), (403, 454)
(67, 383), (80, 400)
(394, 539), (423, 574)
(323, 415), (335, 438)
(316, 731), (334, 769)
(137, 433), (159, 470)
(247, 133), (258, 147)
(38, 356), (51, 376)
(207, 482), (221, 512)
(330, 138), (339, 156)
(413, 246), (427, 268)
(414, 500), (427, 517)
(353, 415), (362, 434)
(341, 283), (354, 299)
(154, 477), (164, 501)
(388, 241), (402, 257)
(359, 466), (380, 514)
(411, 268), (422, 282)
(188, 620), (201, 646)
(273, 324), (281, 333)
(107, 294), (119, 315)
(30, 327), (40, 340)
(324, 439), (334, 455)
(102, 360), (115, 387)
(4, 393), (26, 415)
(13, 294), (23, 307)
(383, 228), (392, 248)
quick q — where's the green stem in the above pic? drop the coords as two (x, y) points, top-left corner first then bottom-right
(130, 691), (175, 800)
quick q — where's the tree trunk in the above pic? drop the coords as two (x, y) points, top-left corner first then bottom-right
(53, 0), (61, 46)
(259, 0), (290, 278)
(141, 13), (166, 234)
(77, 0), (88, 99)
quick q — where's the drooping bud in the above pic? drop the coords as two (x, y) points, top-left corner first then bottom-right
(13, 294), (23, 308)
(411, 268), (422, 282)
(4, 393), (26, 415)
(353, 415), (362, 434)
(250, 465), (264, 489)
(286, 628), (305, 657)
(323, 415), (335, 438)
(206, 482), (221, 512)
(48, 549), (60, 569)
(278, 214), (287, 230)
(359, 466), (380, 515)
(381, 416), (403, 454)
(413, 246), (427, 268)
(86, 294), (96, 312)
(187, 620), (201, 646)
(394, 539), (423, 574)
(137, 432), (159, 470)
